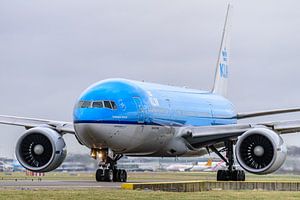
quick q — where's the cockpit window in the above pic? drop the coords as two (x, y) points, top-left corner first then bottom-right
(111, 101), (117, 110)
(104, 101), (112, 109)
(92, 101), (104, 108)
(77, 100), (117, 110)
(77, 101), (91, 108)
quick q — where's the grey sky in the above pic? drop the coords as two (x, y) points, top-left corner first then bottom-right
(1, 0), (300, 158)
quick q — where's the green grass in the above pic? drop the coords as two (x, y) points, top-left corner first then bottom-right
(0, 172), (94, 181)
(2, 172), (300, 200)
(1, 189), (300, 200)
(2, 172), (300, 182)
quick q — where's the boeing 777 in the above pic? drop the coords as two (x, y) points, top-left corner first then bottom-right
(1, 5), (300, 182)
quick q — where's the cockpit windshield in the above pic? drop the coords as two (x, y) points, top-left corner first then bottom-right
(77, 100), (117, 110)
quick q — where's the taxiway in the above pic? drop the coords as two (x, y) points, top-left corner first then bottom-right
(0, 180), (121, 189)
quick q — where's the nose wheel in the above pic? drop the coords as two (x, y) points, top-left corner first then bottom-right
(91, 148), (127, 182)
(114, 169), (127, 182)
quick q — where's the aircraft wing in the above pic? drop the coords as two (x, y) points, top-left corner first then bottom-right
(0, 115), (75, 134)
(181, 120), (300, 148)
(236, 107), (300, 119)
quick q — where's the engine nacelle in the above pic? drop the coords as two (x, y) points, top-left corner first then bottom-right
(235, 128), (287, 174)
(15, 127), (67, 172)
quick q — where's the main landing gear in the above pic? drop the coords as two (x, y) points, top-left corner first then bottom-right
(91, 148), (127, 182)
(209, 140), (245, 181)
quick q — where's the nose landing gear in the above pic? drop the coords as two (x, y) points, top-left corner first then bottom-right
(91, 148), (127, 182)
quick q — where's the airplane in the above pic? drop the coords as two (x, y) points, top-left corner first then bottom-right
(1, 4), (300, 182)
(190, 159), (226, 172)
(166, 159), (213, 172)
(0, 161), (14, 172)
(166, 163), (194, 172)
(0, 161), (4, 172)
(12, 160), (25, 172)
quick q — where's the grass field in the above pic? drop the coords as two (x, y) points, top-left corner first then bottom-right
(1, 172), (300, 199)
(1, 189), (300, 200)
(2, 171), (300, 181)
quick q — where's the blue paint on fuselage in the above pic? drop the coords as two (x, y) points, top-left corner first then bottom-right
(73, 79), (237, 126)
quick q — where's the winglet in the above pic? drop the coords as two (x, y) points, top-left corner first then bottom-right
(212, 4), (232, 97)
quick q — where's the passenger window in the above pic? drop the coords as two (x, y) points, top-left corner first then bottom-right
(104, 101), (112, 109)
(92, 101), (103, 108)
(111, 101), (117, 110)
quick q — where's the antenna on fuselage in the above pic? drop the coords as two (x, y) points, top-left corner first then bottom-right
(212, 4), (232, 97)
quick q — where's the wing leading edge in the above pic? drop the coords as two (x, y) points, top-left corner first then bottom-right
(182, 119), (300, 149)
(237, 107), (300, 119)
(0, 115), (74, 134)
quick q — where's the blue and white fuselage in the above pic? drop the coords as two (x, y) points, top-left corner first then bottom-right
(73, 79), (236, 157)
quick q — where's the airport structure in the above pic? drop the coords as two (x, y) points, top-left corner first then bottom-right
(122, 181), (300, 192)
(1, 4), (300, 184)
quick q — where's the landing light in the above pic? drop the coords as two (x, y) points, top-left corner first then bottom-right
(90, 149), (97, 159)
(97, 152), (103, 160)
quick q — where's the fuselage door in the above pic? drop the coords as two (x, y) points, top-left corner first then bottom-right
(132, 97), (145, 124)
(208, 103), (216, 125)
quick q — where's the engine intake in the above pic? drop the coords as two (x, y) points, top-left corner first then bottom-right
(16, 127), (67, 172)
(235, 128), (287, 174)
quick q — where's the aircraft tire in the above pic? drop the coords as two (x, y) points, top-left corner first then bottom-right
(232, 170), (245, 181)
(104, 169), (113, 182)
(113, 169), (121, 182)
(96, 169), (104, 182)
(217, 170), (228, 181)
(120, 170), (127, 182)
(238, 170), (245, 181)
(217, 170), (245, 181)
(232, 170), (239, 181)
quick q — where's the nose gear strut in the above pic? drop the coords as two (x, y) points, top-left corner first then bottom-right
(91, 148), (127, 182)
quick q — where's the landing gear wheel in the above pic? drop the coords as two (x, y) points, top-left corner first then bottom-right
(217, 170), (228, 181)
(104, 169), (113, 182)
(232, 170), (239, 181)
(94, 151), (125, 182)
(119, 170), (127, 182)
(217, 170), (245, 181)
(217, 170), (222, 181)
(210, 141), (246, 182)
(237, 170), (245, 181)
(96, 169), (104, 182)
(113, 169), (121, 182)
(231, 170), (245, 181)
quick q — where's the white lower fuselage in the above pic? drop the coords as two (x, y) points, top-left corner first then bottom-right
(74, 123), (205, 157)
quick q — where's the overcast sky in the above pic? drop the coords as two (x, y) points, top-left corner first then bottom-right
(1, 0), (300, 158)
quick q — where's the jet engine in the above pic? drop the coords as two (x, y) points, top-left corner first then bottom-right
(235, 128), (287, 174)
(15, 127), (67, 172)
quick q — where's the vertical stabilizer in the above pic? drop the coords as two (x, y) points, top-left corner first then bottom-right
(205, 159), (213, 167)
(212, 4), (232, 97)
